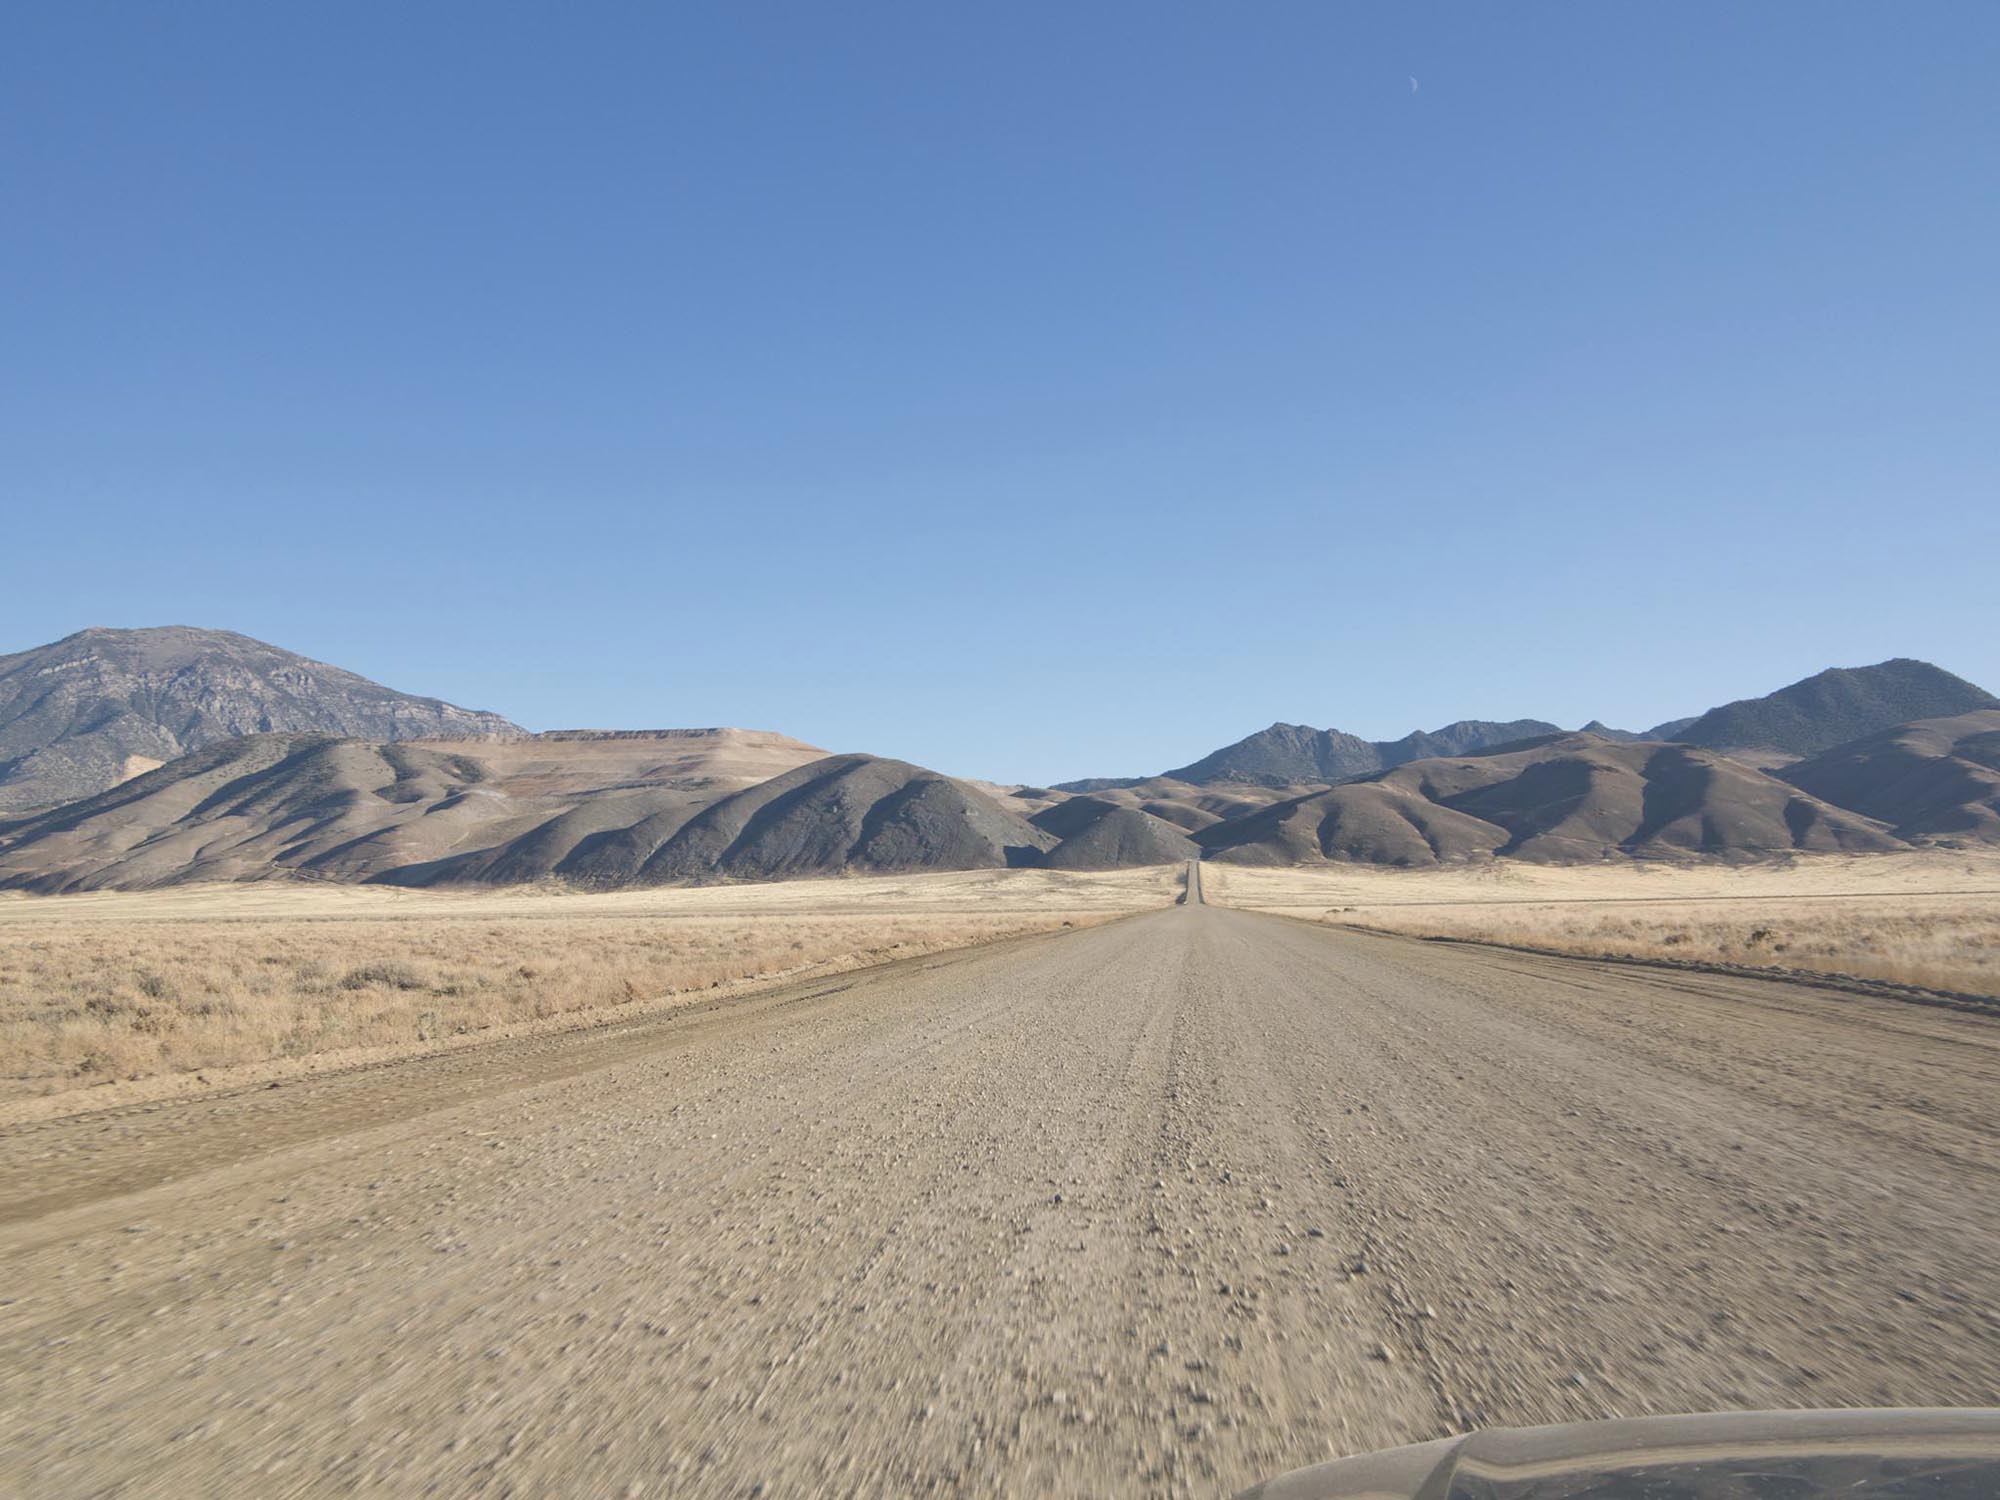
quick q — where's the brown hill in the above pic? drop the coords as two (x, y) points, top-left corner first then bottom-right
(0, 735), (492, 892)
(1029, 797), (1201, 870)
(1778, 711), (2000, 844)
(0, 626), (524, 814)
(556, 755), (1057, 885)
(1197, 733), (1902, 867)
(0, 729), (831, 893)
(0, 733), (1207, 891)
(1667, 659), (1996, 761)
(1052, 660), (1997, 790)
(1017, 778), (1295, 834)
(1072, 717), (1565, 790)
(1194, 782), (1507, 867)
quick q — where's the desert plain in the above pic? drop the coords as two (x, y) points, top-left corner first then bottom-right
(1, 854), (1995, 1496)
(1204, 848), (2000, 999)
(0, 867), (1178, 1120)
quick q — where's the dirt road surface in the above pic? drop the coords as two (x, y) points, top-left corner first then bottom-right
(4, 897), (1997, 1497)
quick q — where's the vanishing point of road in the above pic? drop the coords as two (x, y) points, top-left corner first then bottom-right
(4, 867), (1996, 1497)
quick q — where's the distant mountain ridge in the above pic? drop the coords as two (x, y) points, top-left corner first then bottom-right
(1195, 732), (1900, 867)
(1666, 659), (1997, 759)
(1779, 710), (2000, 845)
(8, 710), (1999, 892)
(1054, 660), (1997, 790)
(1062, 718), (1564, 791)
(1027, 796), (1201, 870)
(3, 631), (1998, 888)
(0, 738), (1134, 893)
(0, 626), (522, 813)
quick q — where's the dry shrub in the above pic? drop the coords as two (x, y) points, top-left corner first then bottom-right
(339, 961), (428, 991)
(1201, 854), (2000, 999)
(1335, 899), (2000, 998)
(0, 907), (1109, 1103)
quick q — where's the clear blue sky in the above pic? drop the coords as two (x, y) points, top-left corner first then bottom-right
(4, 4), (1995, 783)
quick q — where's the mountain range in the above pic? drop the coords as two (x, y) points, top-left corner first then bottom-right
(1191, 733), (1898, 867)
(1778, 711), (2000, 844)
(1060, 658), (1998, 789)
(1088, 718), (1568, 790)
(1, 627), (1995, 891)
(0, 626), (520, 813)
(1668, 659), (1997, 759)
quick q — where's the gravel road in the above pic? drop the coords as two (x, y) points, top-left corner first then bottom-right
(4, 895), (1996, 1497)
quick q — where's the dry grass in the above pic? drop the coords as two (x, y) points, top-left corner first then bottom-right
(1333, 899), (2000, 996)
(0, 865), (1177, 923)
(0, 868), (1179, 1111)
(1204, 851), (2000, 999)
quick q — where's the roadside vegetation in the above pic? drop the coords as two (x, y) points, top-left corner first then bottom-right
(1204, 852), (2000, 999)
(0, 868), (1175, 1112)
(1330, 899), (2000, 997)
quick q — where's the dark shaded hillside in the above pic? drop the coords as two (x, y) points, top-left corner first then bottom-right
(0, 739), (1193, 892)
(566, 755), (1058, 884)
(1780, 711), (2000, 844)
(1051, 660), (1997, 791)
(1670, 659), (1996, 759)
(1196, 733), (1901, 867)
(1010, 778), (1297, 835)
(1195, 779), (1504, 867)
(1140, 717), (1563, 789)
(0, 626), (522, 813)
(0, 735), (507, 892)
(7, 648), (1996, 888)
(1029, 797), (1200, 869)
(0, 729), (827, 892)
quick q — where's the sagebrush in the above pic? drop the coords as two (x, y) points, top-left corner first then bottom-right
(0, 909), (1100, 1101)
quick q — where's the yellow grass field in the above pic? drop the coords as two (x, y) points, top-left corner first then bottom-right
(1203, 851), (2000, 999)
(0, 868), (1179, 1119)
